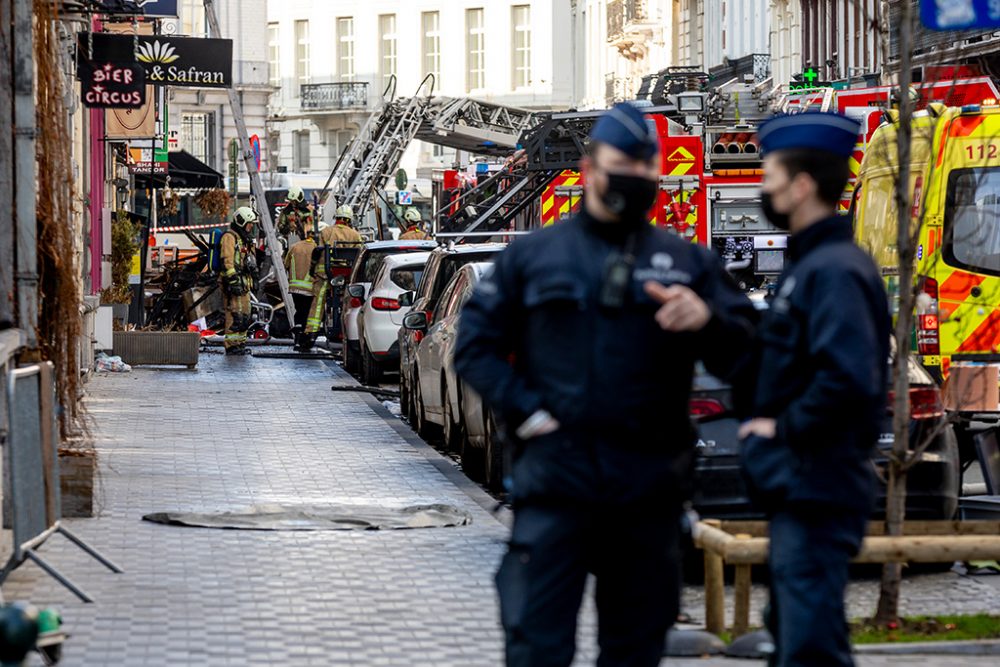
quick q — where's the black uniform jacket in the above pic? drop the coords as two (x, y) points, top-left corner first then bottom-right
(453, 210), (757, 506)
(749, 216), (890, 512)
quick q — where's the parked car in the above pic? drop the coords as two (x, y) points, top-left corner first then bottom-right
(691, 354), (960, 521)
(355, 252), (430, 385)
(397, 243), (506, 421)
(404, 262), (503, 488)
(340, 240), (437, 374)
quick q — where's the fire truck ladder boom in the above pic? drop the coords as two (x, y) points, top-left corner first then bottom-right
(319, 77), (400, 215)
(416, 97), (538, 154)
(322, 94), (540, 223)
(448, 169), (560, 242)
(340, 76), (437, 221)
(443, 110), (611, 238)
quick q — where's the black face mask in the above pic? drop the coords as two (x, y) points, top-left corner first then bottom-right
(760, 191), (791, 231)
(601, 173), (659, 226)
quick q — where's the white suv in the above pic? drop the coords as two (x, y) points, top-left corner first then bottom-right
(341, 240), (437, 374)
(355, 252), (431, 385)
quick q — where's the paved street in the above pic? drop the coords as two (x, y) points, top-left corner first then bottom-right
(1, 354), (998, 666)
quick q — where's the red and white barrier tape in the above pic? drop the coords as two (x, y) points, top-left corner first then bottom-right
(152, 223), (226, 233)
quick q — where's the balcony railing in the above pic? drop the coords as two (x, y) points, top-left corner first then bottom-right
(300, 82), (369, 111)
(607, 0), (650, 42)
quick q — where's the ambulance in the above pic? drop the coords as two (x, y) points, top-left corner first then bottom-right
(854, 102), (1000, 379)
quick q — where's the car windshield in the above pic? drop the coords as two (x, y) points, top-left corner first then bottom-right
(359, 248), (426, 283)
(431, 252), (500, 304)
(945, 167), (1000, 276)
(390, 266), (424, 292)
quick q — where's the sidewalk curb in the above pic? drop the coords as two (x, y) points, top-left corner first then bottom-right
(323, 360), (513, 529)
(854, 639), (1000, 655)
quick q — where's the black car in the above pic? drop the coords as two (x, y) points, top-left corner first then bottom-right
(690, 355), (960, 521)
(398, 243), (506, 423)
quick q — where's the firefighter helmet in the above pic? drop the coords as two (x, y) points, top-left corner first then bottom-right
(233, 206), (259, 231)
(404, 207), (422, 223)
(335, 205), (354, 222)
(287, 186), (305, 204)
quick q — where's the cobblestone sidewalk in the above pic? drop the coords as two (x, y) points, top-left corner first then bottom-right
(1, 353), (998, 666)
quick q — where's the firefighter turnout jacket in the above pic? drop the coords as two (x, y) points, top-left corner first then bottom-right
(284, 238), (319, 297)
(278, 203), (315, 239)
(400, 225), (431, 240)
(321, 223), (363, 245)
(220, 228), (253, 293)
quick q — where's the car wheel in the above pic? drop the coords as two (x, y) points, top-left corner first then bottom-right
(343, 340), (359, 375)
(399, 367), (411, 420)
(461, 435), (485, 484)
(442, 385), (466, 454)
(361, 342), (382, 386)
(413, 374), (440, 441)
(483, 409), (505, 492)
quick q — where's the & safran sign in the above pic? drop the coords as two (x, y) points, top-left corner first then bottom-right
(79, 32), (232, 89)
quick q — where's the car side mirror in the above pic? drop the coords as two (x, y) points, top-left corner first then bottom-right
(398, 291), (415, 307)
(403, 311), (428, 332)
(347, 284), (365, 299)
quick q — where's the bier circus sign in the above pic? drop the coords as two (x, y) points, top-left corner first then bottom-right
(78, 61), (146, 108)
(78, 32), (233, 89)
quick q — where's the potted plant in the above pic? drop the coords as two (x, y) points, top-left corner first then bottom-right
(100, 209), (140, 327)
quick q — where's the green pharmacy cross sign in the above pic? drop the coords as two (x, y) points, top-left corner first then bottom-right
(789, 67), (832, 92)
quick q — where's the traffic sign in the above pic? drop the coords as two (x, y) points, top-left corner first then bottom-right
(921, 0), (1000, 30)
(249, 134), (261, 171)
(397, 191), (413, 206)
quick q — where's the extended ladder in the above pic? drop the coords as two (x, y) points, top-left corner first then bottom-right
(340, 77), (436, 223)
(204, 0), (295, 323)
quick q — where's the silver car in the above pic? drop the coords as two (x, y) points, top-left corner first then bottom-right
(404, 261), (503, 489)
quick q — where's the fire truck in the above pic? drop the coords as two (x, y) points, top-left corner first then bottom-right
(531, 71), (1000, 289)
(530, 71), (783, 290)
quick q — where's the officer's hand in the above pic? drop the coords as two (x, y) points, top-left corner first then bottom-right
(738, 418), (777, 440)
(644, 282), (712, 332)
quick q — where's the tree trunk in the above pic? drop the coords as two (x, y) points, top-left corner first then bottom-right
(875, 0), (915, 627)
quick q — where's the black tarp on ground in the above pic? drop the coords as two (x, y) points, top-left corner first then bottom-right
(142, 503), (473, 531)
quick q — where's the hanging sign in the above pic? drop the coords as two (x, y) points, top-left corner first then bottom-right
(79, 32), (233, 89)
(921, 0), (1000, 30)
(95, 0), (179, 17)
(78, 61), (146, 108)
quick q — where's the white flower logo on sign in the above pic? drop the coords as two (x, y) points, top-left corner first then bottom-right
(136, 40), (180, 64)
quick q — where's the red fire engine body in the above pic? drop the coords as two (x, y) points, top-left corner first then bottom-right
(537, 76), (1000, 288)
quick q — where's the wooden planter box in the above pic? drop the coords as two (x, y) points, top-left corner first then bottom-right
(59, 449), (95, 518)
(112, 331), (200, 368)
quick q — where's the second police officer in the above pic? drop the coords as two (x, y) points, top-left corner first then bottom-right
(739, 112), (891, 667)
(454, 103), (758, 667)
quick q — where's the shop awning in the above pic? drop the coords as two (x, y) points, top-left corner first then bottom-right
(135, 151), (223, 190)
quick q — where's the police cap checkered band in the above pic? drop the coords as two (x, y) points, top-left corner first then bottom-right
(758, 112), (861, 158)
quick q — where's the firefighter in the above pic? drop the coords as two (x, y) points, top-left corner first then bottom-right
(739, 112), (890, 667)
(320, 204), (363, 245)
(399, 207), (431, 240)
(453, 103), (758, 667)
(284, 222), (322, 352)
(277, 186), (314, 241)
(220, 206), (259, 356)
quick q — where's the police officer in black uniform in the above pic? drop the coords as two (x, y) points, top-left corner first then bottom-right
(454, 103), (758, 667)
(738, 112), (891, 667)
